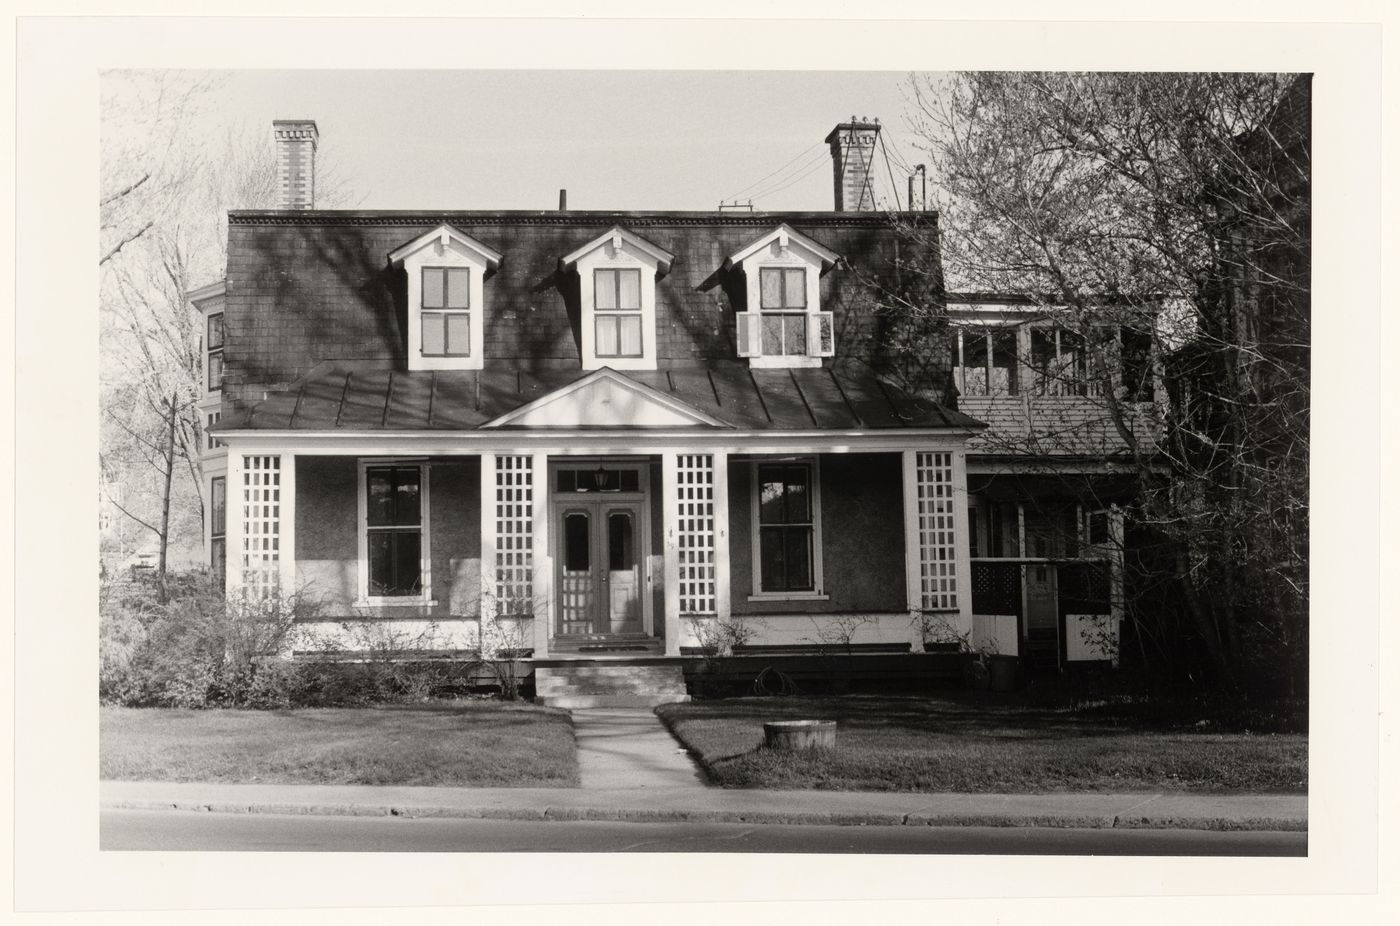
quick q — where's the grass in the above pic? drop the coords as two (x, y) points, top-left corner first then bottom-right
(101, 701), (578, 787)
(657, 693), (1307, 794)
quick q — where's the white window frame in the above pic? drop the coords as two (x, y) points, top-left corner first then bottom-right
(357, 460), (433, 606)
(591, 267), (646, 361)
(748, 456), (827, 602)
(733, 232), (834, 369)
(567, 228), (668, 372)
(418, 266), (473, 359)
(204, 409), (223, 453)
(390, 226), (500, 372)
(206, 311), (224, 393)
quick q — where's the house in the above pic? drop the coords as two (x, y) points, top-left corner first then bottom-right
(200, 118), (1156, 702)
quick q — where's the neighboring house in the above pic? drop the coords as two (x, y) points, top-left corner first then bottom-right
(196, 118), (1159, 700)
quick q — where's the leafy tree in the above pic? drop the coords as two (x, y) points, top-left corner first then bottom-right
(892, 72), (1309, 694)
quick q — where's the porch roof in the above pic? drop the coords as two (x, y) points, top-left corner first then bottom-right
(216, 361), (984, 433)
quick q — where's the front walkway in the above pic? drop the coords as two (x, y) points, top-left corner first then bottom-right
(570, 708), (707, 789)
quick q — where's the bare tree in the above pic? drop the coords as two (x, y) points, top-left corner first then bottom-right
(885, 72), (1309, 694)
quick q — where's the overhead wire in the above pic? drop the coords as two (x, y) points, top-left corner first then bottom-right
(748, 152), (833, 205)
(742, 147), (831, 203)
(721, 141), (824, 205)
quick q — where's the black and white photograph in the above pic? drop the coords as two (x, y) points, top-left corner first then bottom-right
(11, 9), (1390, 921)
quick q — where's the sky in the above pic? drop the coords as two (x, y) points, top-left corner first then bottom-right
(195, 70), (936, 212)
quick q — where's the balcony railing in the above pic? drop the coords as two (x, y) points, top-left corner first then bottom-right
(736, 311), (834, 359)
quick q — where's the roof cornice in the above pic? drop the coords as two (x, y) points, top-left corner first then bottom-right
(228, 209), (936, 229)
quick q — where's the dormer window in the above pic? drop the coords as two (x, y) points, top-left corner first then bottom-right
(561, 226), (674, 371)
(389, 225), (502, 372)
(726, 224), (840, 369)
(593, 268), (643, 358)
(420, 267), (471, 357)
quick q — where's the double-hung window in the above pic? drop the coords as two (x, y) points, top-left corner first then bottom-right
(593, 268), (643, 359)
(758, 267), (808, 356)
(206, 313), (224, 391)
(420, 267), (471, 357)
(954, 328), (1018, 396)
(364, 465), (425, 599)
(209, 476), (226, 585)
(755, 461), (820, 594)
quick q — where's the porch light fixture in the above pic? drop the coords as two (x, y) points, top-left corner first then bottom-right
(593, 465), (608, 490)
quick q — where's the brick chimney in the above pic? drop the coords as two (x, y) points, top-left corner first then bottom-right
(825, 117), (880, 212)
(273, 120), (319, 210)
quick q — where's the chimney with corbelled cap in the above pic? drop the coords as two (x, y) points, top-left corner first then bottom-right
(825, 116), (880, 212)
(273, 120), (319, 210)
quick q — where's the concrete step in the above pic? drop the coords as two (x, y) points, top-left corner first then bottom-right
(539, 693), (691, 709)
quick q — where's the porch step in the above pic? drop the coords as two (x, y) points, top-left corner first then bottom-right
(534, 663), (689, 709)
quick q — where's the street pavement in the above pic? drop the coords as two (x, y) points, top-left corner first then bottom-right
(101, 808), (1308, 855)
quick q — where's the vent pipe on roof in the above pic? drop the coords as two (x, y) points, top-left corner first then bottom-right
(273, 120), (319, 210)
(908, 164), (927, 212)
(559, 189), (568, 211)
(824, 116), (880, 212)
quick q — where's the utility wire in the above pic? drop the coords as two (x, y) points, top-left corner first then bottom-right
(749, 152), (833, 205)
(878, 132), (903, 211)
(741, 147), (830, 202)
(721, 141), (823, 204)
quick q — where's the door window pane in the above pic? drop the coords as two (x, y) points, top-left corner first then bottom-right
(564, 512), (590, 571)
(608, 512), (633, 572)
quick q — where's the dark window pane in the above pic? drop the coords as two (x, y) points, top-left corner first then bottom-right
(620, 470), (639, 492)
(1089, 511), (1110, 545)
(207, 313), (224, 350)
(1030, 328), (1056, 394)
(564, 512), (590, 571)
(421, 312), (445, 355)
(369, 531), (421, 597)
(784, 465), (810, 522)
(608, 512), (632, 572)
(445, 268), (470, 308)
(366, 470), (395, 525)
(422, 268), (445, 308)
(991, 330), (1018, 395)
(393, 469), (421, 526)
(210, 477), (226, 537)
(557, 470), (577, 493)
(968, 505), (979, 557)
(784, 527), (813, 590)
(445, 312), (470, 355)
(1121, 327), (1154, 401)
(758, 467), (786, 524)
(961, 332), (988, 395)
(759, 526), (786, 590)
(207, 352), (223, 391)
(367, 467), (420, 526)
(594, 270), (616, 310)
(617, 269), (641, 309)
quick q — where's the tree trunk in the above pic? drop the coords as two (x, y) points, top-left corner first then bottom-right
(156, 390), (177, 602)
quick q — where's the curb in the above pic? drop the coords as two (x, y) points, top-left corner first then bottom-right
(103, 797), (1307, 832)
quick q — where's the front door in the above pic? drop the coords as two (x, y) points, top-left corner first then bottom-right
(556, 501), (644, 636)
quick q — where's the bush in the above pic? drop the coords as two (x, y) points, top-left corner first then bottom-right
(98, 571), (323, 708)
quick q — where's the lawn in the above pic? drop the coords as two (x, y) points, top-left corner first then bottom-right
(101, 702), (578, 787)
(657, 694), (1307, 793)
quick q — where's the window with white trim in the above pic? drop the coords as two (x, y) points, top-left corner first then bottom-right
(204, 410), (223, 452)
(730, 225), (838, 368)
(752, 460), (823, 596)
(953, 328), (1019, 396)
(206, 312), (224, 391)
(362, 464), (428, 601)
(593, 268), (643, 359)
(420, 267), (471, 358)
(209, 475), (226, 585)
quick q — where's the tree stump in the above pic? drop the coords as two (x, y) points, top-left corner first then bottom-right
(763, 720), (836, 751)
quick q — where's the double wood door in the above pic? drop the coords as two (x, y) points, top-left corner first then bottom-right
(556, 501), (644, 636)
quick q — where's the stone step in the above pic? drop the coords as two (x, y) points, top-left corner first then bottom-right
(539, 693), (691, 710)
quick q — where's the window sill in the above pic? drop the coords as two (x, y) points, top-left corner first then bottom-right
(355, 598), (439, 608)
(747, 592), (829, 602)
(747, 356), (823, 370)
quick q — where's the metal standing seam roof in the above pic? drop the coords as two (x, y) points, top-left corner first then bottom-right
(219, 362), (985, 433)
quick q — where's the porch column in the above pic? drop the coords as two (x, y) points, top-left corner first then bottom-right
(529, 452), (551, 657)
(481, 454), (546, 656)
(224, 449), (244, 596)
(711, 451), (731, 624)
(661, 454), (681, 655)
(902, 448), (969, 636)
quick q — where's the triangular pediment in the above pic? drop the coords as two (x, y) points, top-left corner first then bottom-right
(483, 369), (728, 429)
(388, 224), (502, 269)
(724, 224), (841, 271)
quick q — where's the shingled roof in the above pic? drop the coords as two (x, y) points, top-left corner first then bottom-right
(218, 361), (983, 433)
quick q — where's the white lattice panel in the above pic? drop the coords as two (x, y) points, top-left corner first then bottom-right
(676, 454), (716, 615)
(241, 455), (281, 597)
(494, 455), (534, 614)
(916, 451), (958, 610)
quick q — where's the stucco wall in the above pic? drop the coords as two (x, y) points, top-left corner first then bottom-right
(294, 455), (481, 619)
(728, 452), (906, 619)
